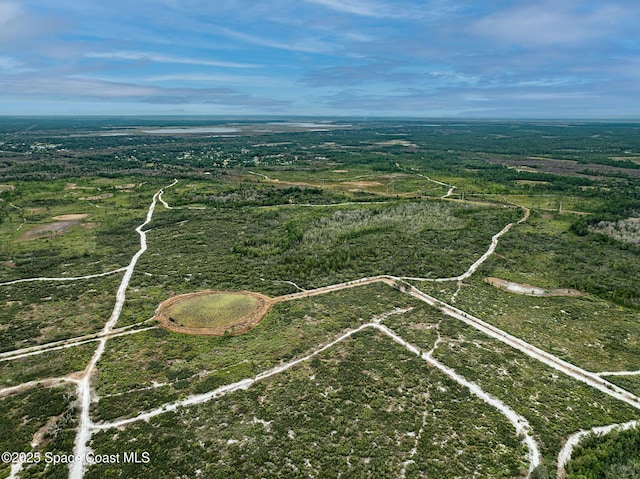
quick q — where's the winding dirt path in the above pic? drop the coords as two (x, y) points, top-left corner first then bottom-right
(3, 174), (636, 479)
(0, 268), (127, 287)
(0, 377), (78, 399)
(401, 204), (529, 283)
(70, 179), (177, 479)
(376, 323), (541, 474)
(556, 420), (640, 479)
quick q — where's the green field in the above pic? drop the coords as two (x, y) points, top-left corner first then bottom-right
(163, 291), (261, 329)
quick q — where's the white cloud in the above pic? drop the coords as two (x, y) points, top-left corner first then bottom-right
(473, 2), (628, 47)
(0, 55), (30, 73)
(0, 1), (63, 46)
(214, 26), (334, 54)
(86, 51), (259, 68)
(140, 73), (289, 88)
(303, 0), (385, 17)
(0, 75), (290, 108)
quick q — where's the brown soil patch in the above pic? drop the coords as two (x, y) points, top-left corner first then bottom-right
(51, 214), (90, 221)
(154, 290), (274, 336)
(19, 220), (83, 240)
(484, 277), (581, 297)
(342, 181), (383, 188)
(79, 193), (113, 201)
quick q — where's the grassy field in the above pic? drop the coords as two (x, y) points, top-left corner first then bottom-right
(164, 292), (260, 329)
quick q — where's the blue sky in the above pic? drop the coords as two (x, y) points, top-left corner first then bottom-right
(1, 0), (639, 117)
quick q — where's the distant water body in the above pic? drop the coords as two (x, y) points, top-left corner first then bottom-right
(141, 127), (239, 134)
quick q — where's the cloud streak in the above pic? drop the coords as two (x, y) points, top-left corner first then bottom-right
(0, 75), (289, 108)
(473, 2), (631, 47)
(86, 51), (259, 69)
(1, 0), (639, 117)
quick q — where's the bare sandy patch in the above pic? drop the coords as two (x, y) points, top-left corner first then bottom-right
(20, 221), (78, 240)
(51, 214), (91, 221)
(79, 193), (113, 201)
(375, 139), (418, 148)
(19, 215), (90, 240)
(484, 277), (581, 297)
(342, 181), (383, 188)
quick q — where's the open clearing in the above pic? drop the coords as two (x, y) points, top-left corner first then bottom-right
(51, 214), (91, 221)
(484, 277), (582, 297)
(19, 219), (88, 240)
(155, 290), (272, 335)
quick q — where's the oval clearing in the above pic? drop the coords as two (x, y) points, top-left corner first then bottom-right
(155, 290), (272, 335)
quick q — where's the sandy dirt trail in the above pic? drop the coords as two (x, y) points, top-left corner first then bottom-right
(397, 280), (640, 410)
(268, 270), (640, 412)
(375, 323), (541, 474)
(70, 180), (177, 479)
(0, 267), (127, 286)
(556, 420), (640, 479)
(0, 377), (78, 399)
(0, 326), (157, 363)
(402, 205), (529, 283)
(4, 170), (636, 479)
(93, 320), (540, 474)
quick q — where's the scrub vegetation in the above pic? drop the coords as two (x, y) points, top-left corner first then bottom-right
(2, 118), (640, 478)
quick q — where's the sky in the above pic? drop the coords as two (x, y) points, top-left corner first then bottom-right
(1, 0), (639, 118)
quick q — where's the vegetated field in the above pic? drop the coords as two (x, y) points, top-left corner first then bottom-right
(0, 274), (123, 352)
(565, 425), (640, 479)
(608, 376), (640, 396)
(438, 278), (640, 372)
(2, 118), (640, 478)
(157, 290), (270, 334)
(92, 283), (423, 421)
(387, 314), (638, 466)
(86, 330), (529, 479)
(0, 343), (97, 387)
(0, 385), (78, 479)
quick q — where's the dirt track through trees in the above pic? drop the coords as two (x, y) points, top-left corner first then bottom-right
(2, 177), (638, 479)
